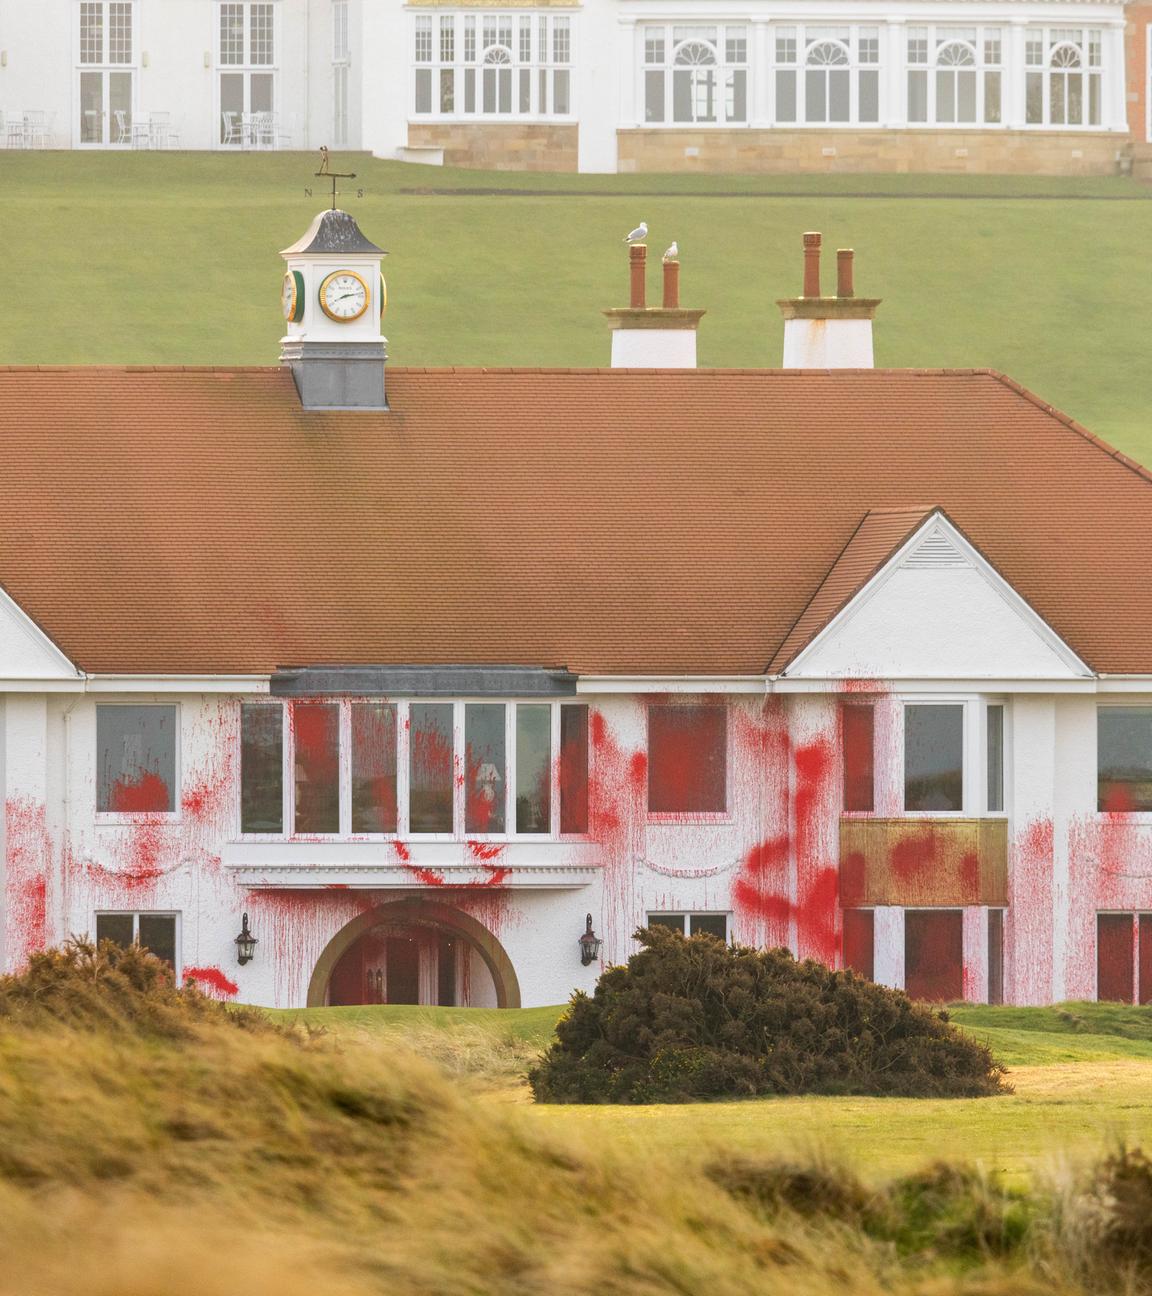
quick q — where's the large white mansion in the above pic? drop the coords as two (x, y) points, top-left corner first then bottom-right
(2, 0), (1151, 172)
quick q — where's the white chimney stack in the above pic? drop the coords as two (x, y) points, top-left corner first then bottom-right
(603, 243), (705, 368)
(777, 232), (880, 368)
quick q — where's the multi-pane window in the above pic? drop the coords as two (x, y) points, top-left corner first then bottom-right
(1026, 28), (1102, 126)
(333, 1), (350, 146)
(96, 912), (178, 969)
(219, 2), (273, 65)
(648, 912), (730, 941)
(413, 11), (572, 118)
(96, 705), (177, 814)
(240, 699), (589, 839)
(1098, 706), (1152, 812)
(81, 2), (133, 64)
(907, 27), (1002, 125)
(775, 27), (880, 125)
(642, 26), (748, 125)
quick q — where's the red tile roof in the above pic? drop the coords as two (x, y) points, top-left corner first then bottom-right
(1, 365), (1150, 678)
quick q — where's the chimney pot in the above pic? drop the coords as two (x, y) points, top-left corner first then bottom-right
(662, 257), (680, 309)
(837, 249), (854, 298)
(802, 231), (821, 299)
(629, 244), (647, 310)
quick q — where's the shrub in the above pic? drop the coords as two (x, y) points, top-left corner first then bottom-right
(528, 925), (1007, 1103)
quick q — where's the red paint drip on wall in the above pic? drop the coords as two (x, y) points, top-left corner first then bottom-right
(184, 966), (239, 998)
(4, 797), (50, 967)
(108, 770), (170, 813)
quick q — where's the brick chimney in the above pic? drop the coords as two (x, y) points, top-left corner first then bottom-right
(603, 243), (705, 368)
(777, 233), (881, 368)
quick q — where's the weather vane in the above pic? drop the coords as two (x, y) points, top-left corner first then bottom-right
(305, 146), (364, 209)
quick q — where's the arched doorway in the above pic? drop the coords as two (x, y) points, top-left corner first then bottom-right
(307, 899), (522, 1009)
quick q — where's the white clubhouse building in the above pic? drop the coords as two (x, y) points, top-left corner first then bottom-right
(0, 0), (1148, 172)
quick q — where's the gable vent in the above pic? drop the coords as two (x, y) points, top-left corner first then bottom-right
(903, 530), (969, 569)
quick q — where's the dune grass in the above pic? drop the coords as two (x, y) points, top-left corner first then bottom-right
(3, 151), (1152, 465)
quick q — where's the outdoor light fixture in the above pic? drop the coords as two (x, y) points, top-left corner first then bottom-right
(234, 913), (258, 966)
(578, 913), (601, 966)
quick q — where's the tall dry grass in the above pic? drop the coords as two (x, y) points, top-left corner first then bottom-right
(0, 943), (1147, 1296)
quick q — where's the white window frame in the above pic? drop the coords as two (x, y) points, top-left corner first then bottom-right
(906, 25), (1004, 128)
(94, 701), (181, 826)
(1095, 702), (1152, 822)
(646, 912), (732, 941)
(94, 910), (182, 977)
(75, 0), (138, 148)
(898, 696), (1007, 819)
(640, 24), (749, 127)
(772, 25), (882, 128)
(1024, 26), (1103, 129)
(215, 0), (279, 148)
(645, 699), (732, 823)
(410, 10), (575, 122)
(333, 0), (350, 147)
(238, 698), (588, 843)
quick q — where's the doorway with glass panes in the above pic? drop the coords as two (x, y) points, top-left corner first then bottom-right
(77, 1), (136, 146)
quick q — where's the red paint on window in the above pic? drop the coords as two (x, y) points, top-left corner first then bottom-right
(1097, 912), (1135, 1002)
(841, 704), (874, 812)
(559, 705), (590, 834)
(647, 704), (727, 814)
(905, 909), (963, 1001)
(184, 966), (239, 998)
(108, 770), (171, 814)
(293, 702), (340, 834)
(839, 851), (867, 907)
(842, 909), (874, 980)
(1140, 915), (1152, 1006)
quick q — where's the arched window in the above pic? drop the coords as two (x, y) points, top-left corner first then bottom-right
(805, 39), (850, 123)
(1025, 28), (1102, 126)
(672, 38), (717, 123)
(482, 43), (512, 113)
(774, 28), (878, 126)
(642, 25), (748, 125)
(935, 41), (976, 123)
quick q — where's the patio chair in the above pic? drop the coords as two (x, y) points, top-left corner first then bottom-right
(220, 111), (240, 146)
(113, 109), (132, 144)
(24, 110), (51, 149)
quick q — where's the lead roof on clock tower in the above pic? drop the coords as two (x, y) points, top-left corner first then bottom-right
(280, 208), (386, 257)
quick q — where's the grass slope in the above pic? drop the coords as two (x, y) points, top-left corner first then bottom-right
(3, 152), (1152, 464)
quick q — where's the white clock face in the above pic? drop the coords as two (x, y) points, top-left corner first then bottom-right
(320, 271), (369, 323)
(281, 273), (297, 321)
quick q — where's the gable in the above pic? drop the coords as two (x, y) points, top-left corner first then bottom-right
(0, 583), (81, 681)
(783, 514), (1092, 680)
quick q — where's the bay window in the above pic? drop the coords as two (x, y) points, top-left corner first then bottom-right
(1026, 28), (1102, 126)
(775, 27), (879, 126)
(414, 11), (572, 118)
(907, 27), (1002, 125)
(240, 699), (588, 839)
(643, 26), (747, 125)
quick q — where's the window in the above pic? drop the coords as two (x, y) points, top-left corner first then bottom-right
(78, 1), (135, 146)
(97, 704), (176, 813)
(987, 908), (1004, 1005)
(1098, 707), (1152, 812)
(842, 704), (874, 812)
(515, 705), (551, 833)
(647, 703), (727, 814)
(333, 0), (349, 146)
(241, 704), (283, 833)
(351, 703), (397, 834)
(842, 909), (874, 979)
(904, 704), (963, 812)
(218, 1), (276, 143)
(1026, 28), (1102, 126)
(774, 27), (879, 126)
(986, 705), (1005, 813)
(907, 27), (1002, 126)
(647, 912), (730, 941)
(1097, 913), (1152, 1003)
(642, 26), (747, 125)
(904, 909), (963, 1001)
(96, 912), (177, 969)
(239, 699), (589, 840)
(410, 702), (454, 833)
(81, 1), (133, 64)
(414, 11), (571, 118)
(294, 702), (339, 834)
(559, 704), (589, 834)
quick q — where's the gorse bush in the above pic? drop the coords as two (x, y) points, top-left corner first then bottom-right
(529, 925), (1008, 1103)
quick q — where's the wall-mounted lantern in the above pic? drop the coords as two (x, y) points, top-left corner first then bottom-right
(234, 913), (258, 966)
(578, 913), (602, 966)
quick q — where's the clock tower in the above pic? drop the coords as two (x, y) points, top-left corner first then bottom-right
(279, 208), (388, 410)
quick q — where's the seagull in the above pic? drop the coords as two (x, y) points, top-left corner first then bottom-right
(623, 221), (648, 243)
(663, 241), (679, 262)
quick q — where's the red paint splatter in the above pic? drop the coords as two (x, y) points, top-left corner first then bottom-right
(732, 836), (791, 926)
(184, 966), (239, 998)
(391, 840), (411, 862)
(646, 703), (727, 814)
(1008, 816), (1054, 1005)
(4, 797), (50, 967)
(108, 770), (170, 813)
(890, 830), (936, 884)
(468, 841), (505, 861)
(793, 736), (839, 965)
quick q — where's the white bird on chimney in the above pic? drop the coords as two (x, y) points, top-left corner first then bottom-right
(623, 221), (648, 243)
(663, 241), (679, 262)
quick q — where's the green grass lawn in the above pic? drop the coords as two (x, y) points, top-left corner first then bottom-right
(276, 999), (1152, 1181)
(5, 151), (1152, 464)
